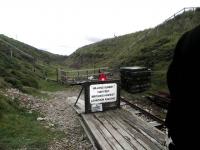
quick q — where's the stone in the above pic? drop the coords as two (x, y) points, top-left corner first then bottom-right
(37, 117), (46, 121)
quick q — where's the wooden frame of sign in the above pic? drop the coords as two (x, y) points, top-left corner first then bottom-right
(84, 80), (120, 113)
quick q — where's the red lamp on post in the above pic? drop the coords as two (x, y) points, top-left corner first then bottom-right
(98, 72), (107, 81)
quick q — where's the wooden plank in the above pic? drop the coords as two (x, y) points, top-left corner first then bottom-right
(73, 105), (84, 114)
(94, 113), (135, 150)
(148, 121), (161, 127)
(91, 114), (123, 150)
(78, 117), (98, 150)
(82, 114), (113, 150)
(113, 109), (166, 148)
(68, 96), (85, 114)
(108, 111), (162, 150)
(101, 112), (147, 150)
(74, 97), (85, 114)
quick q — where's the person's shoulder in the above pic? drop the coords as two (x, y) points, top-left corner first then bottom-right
(186, 25), (200, 40)
(191, 24), (200, 33)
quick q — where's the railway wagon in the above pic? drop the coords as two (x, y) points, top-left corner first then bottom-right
(120, 66), (151, 93)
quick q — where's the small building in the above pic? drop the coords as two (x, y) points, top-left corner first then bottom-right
(120, 66), (151, 93)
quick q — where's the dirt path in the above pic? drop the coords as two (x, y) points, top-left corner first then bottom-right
(3, 88), (93, 150)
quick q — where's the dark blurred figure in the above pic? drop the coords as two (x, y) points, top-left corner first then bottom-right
(166, 25), (200, 149)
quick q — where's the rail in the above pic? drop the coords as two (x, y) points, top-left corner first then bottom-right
(164, 7), (199, 23)
(127, 7), (200, 50)
(121, 97), (165, 125)
(146, 92), (171, 109)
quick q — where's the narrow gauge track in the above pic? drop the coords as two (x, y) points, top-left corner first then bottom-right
(120, 97), (165, 128)
(146, 92), (171, 109)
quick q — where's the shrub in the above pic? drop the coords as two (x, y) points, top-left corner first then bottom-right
(21, 77), (39, 89)
(0, 67), (10, 77)
(0, 78), (9, 89)
(4, 77), (23, 90)
(10, 70), (39, 89)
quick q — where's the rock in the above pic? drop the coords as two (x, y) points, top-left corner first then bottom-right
(44, 126), (50, 129)
(28, 110), (32, 114)
(80, 135), (84, 141)
(35, 104), (41, 108)
(48, 123), (55, 127)
(37, 117), (46, 121)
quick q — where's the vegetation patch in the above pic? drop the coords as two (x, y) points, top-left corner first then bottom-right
(0, 94), (64, 150)
(39, 79), (68, 92)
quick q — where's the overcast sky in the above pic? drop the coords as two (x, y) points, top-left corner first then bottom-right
(0, 0), (199, 55)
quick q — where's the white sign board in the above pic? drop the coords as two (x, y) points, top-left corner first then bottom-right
(90, 83), (117, 104)
(91, 104), (103, 112)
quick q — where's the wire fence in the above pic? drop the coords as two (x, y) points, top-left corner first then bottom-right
(0, 37), (34, 60)
(127, 7), (200, 50)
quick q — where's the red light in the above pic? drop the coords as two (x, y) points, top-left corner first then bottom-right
(98, 73), (107, 81)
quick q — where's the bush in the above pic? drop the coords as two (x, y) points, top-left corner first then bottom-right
(0, 67), (10, 77)
(21, 77), (39, 89)
(0, 78), (9, 89)
(10, 70), (39, 89)
(4, 77), (23, 90)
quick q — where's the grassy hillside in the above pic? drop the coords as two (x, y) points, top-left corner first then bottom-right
(66, 8), (200, 91)
(0, 33), (69, 149)
(0, 34), (67, 92)
(0, 93), (64, 149)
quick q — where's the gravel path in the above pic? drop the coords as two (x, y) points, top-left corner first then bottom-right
(43, 90), (93, 150)
(2, 88), (94, 150)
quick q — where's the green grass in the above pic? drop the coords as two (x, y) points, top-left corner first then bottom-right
(0, 94), (64, 150)
(39, 79), (68, 92)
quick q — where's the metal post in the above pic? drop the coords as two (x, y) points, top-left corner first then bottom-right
(74, 87), (84, 106)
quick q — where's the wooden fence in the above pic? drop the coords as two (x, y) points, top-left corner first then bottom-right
(58, 67), (114, 84)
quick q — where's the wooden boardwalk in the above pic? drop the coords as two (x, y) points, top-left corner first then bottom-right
(69, 97), (167, 150)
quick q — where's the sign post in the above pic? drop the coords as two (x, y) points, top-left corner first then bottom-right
(84, 80), (120, 113)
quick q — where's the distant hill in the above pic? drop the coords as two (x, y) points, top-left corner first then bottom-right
(0, 34), (67, 91)
(66, 8), (200, 91)
(0, 34), (67, 64)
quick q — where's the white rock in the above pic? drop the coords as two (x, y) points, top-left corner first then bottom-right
(37, 117), (46, 121)
(48, 123), (55, 127)
(28, 110), (32, 114)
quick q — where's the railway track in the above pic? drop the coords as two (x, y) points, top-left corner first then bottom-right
(121, 96), (166, 130)
(146, 92), (171, 109)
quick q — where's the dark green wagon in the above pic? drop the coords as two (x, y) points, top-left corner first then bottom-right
(120, 67), (151, 93)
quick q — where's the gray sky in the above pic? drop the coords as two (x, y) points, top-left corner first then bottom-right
(0, 0), (199, 55)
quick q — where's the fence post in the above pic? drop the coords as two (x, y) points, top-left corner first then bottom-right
(56, 68), (59, 82)
(10, 49), (13, 59)
(78, 71), (79, 80)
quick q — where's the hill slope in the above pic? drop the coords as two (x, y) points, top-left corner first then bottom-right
(66, 8), (200, 90)
(0, 34), (67, 91)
